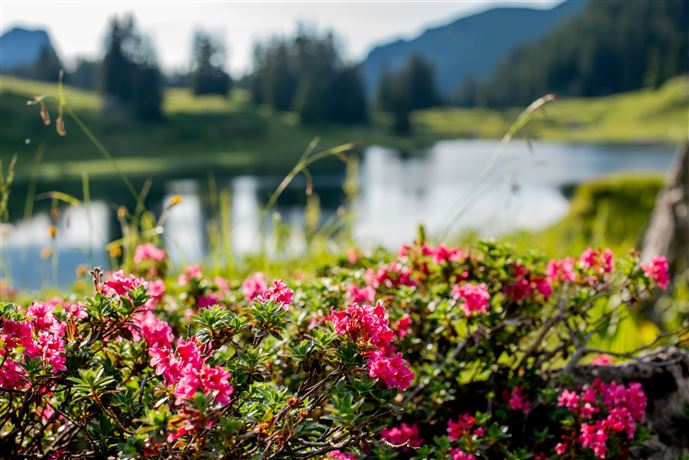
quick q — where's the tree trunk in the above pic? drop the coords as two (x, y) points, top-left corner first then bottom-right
(640, 141), (689, 274)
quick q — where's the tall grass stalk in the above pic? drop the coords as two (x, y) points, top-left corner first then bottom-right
(437, 94), (555, 240)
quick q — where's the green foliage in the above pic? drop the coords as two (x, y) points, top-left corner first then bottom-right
(378, 55), (439, 134)
(502, 173), (664, 258)
(457, 0), (689, 107)
(102, 15), (164, 121)
(250, 28), (369, 125)
(189, 31), (232, 97)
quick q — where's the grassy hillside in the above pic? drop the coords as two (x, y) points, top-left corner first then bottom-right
(494, 173), (665, 258)
(415, 76), (688, 143)
(1, 75), (686, 190)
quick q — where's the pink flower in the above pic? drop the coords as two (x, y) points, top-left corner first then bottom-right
(641, 256), (670, 289)
(329, 303), (394, 349)
(367, 351), (414, 391)
(558, 389), (580, 411)
(580, 248), (614, 274)
(394, 314), (412, 338)
(508, 386), (531, 413)
(327, 451), (357, 460)
(365, 262), (417, 289)
(447, 413), (477, 441)
(149, 337), (233, 406)
(178, 265), (202, 286)
(200, 365), (234, 405)
(257, 280), (294, 309)
(64, 301), (88, 320)
(554, 442), (567, 455)
(133, 243), (167, 264)
(0, 359), (27, 390)
(197, 294), (220, 308)
(214, 276), (230, 294)
(591, 354), (614, 366)
(27, 302), (55, 330)
(135, 311), (174, 348)
(143, 279), (166, 310)
(547, 258), (576, 283)
(381, 422), (423, 448)
(242, 272), (268, 301)
(452, 283), (490, 316)
(346, 284), (375, 304)
(579, 421), (608, 459)
(104, 270), (147, 296)
(347, 248), (359, 264)
(449, 448), (476, 460)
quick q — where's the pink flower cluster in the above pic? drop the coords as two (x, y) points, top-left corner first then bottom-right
(449, 448), (476, 460)
(393, 314), (412, 338)
(327, 451), (358, 460)
(452, 283), (490, 316)
(329, 302), (413, 391)
(365, 262), (417, 289)
(256, 280), (294, 309)
(641, 256), (670, 289)
(330, 302), (394, 348)
(556, 379), (647, 458)
(367, 350), (414, 391)
(504, 264), (552, 301)
(579, 248), (614, 274)
(508, 386), (532, 413)
(104, 270), (147, 297)
(0, 300), (78, 389)
(133, 243), (167, 264)
(177, 265), (203, 286)
(346, 284), (375, 304)
(590, 354), (614, 366)
(381, 422), (423, 449)
(399, 242), (464, 265)
(149, 337), (233, 406)
(447, 413), (484, 442)
(547, 257), (576, 284)
(241, 274), (294, 309)
(133, 311), (174, 348)
(242, 272), (268, 301)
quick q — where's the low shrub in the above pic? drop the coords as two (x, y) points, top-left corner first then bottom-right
(0, 239), (683, 459)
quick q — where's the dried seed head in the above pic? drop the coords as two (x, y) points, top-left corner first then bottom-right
(56, 116), (66, 136)
(39, 102), (51, 126)
(109, 244), (122, 258)
(168, 195), (183, 207)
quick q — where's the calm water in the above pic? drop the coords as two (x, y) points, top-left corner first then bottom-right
(0, 140), (676, 290)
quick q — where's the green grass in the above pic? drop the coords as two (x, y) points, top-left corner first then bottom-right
(415, 76), (689, 143)
(493, 173), (665, 258)
(1, 74), (686, 193)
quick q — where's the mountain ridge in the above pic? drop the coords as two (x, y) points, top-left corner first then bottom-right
(362, 0), (585, 97)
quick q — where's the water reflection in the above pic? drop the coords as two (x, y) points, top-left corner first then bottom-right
(0, 140), (675, 290)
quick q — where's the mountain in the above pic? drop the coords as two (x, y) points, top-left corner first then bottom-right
(458, 0), (689, 107)
(0, 26), (59, 71)
(362, 0), (585, 98)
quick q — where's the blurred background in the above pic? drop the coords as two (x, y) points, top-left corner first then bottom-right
(0, 0), (687, 290)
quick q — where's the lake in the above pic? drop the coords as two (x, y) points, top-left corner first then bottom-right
(0, 140), (676, 290)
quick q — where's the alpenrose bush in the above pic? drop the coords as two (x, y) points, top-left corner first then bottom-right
(0, 239), (682, 459)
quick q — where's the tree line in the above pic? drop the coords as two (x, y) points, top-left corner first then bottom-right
(453, 0), (689, 108)
(56, 16), (439, 130)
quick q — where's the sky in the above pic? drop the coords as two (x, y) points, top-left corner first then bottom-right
(1, 0), (560, 75)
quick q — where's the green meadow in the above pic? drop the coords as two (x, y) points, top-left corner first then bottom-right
(1, 75), (686, 187)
